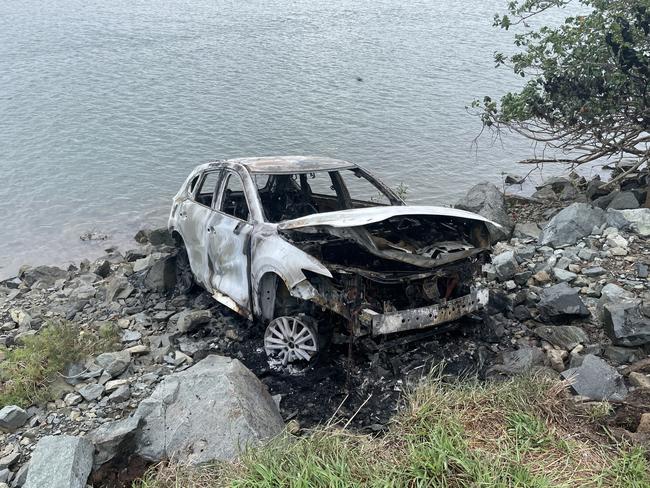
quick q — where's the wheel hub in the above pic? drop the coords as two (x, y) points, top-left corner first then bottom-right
(264, 316), (319, 368)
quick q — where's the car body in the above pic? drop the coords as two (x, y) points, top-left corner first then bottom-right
(168, 156), (497, 369)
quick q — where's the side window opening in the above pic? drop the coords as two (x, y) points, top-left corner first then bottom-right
(340, 169), (391, 207)
(188, 174), (200, 195)
(194, 171), (220, 207)
(220, 173), (250, 221)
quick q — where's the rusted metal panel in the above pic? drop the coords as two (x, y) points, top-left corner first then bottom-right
(364, 288), (489, 336)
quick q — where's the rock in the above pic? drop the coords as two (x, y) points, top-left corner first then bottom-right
(19, 266), (68, 288)
(498, 346), (548, 374)
(0, 406), (28, 432)
(95, 350), (131, 378)
(637, 413), (650, 434)
(455, 182), (513, 243)
(121, 330), (142, 343)
(537, 283), (590, 320)
(607, 191), (640, 210)
(78, 383), (104, 402)
(505, 174), (524, 185)
(603, 301), (650, 346)
(553, 268), (577, 282)
(89, 415), (142, 467)
(561, 354), (628, 401)
(0, 452), (19, 470)
(108, 385), (131, 402)
(144, 256), (177, 293)
(23, 435), (93, 488)
(513, 222), (541, 240)
(582, 266), (607, 277)
(546, 349), (567, 372)
(491, 251), (518, 281)
(538, 203), (606, 248)
(535, 325), (588, 351)
(619, 208), (650, 236)
(94, 260), (111, 278)
(12, 463), (29, 488)
(134, 355), (284, 464)
(176, 310), (212, 334)
(148, 228), (175, 247)
(63, 393), (83, 406)
(628, 372), (650, 390)
(105, 276), (134, 302)
(598, 283), (635, 320)
(637, 263), (649, 279)
(604, 345), (643, 364)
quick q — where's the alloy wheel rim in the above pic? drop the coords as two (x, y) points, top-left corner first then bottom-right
(264, 316), (318, 367)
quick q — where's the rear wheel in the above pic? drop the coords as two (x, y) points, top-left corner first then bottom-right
(264, 315), (321, 372)
(174, 244), (195, 295)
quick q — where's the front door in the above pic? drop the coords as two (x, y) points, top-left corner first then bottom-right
(205, 171), (253, 318)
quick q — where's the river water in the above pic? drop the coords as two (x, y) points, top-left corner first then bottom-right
(0, 0), (578, 279)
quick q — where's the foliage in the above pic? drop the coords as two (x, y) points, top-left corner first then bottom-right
(473, 0), (650, 188)
(0, 320), (119, 407)
(134, 374), (649, 488)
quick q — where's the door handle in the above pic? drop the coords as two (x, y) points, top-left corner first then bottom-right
(233, 222), (245, 235)
(207, 226), (214, 233)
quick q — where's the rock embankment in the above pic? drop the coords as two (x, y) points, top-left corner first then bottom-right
(0, 169), (648, 487)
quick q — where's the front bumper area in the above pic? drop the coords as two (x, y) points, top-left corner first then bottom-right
(360, 288), (489, 336)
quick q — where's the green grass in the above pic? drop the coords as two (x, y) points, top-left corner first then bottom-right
(134, 373), (650, 488)
(0, 320), (120, 407)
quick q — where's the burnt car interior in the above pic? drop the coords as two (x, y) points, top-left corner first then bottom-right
(255, 169), (393, 222)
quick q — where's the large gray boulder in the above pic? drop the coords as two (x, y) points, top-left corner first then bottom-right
(455, 182), (513, 243)
(24, 435), (93, 488)
(538, 203), (606, 248)
(561, 354), (627, 401)
(603, 301), (650, 347)
(598, 283), (635, 320)
(134, 355), (284, 464)
(537, 283), (590, 320)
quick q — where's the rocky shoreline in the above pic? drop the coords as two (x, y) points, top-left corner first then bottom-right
(0, 168), (649, 488)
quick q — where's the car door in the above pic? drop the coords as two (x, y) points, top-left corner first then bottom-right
(177, 169), (222, 288)
(204, 170), (254, 318)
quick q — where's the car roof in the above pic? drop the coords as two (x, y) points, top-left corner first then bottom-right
(205, 156), (358, 174)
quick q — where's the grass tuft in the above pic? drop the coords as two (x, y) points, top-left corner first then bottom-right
(135, 373), (649, 488)
(0, 320), (120, 407)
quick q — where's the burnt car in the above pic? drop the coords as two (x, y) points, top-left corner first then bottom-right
(168, 156), (498, 369)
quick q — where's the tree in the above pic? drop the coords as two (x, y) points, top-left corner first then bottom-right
(474, 0), (650, 206)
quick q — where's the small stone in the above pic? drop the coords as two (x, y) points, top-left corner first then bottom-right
(63, 392), (83, 406)
(533, 270), (551, 284)
(78, 383), (105, 402)
(582, 266), (607, 277)
(0, 451), (19, 470)
(108, 385), (131, 402)
(95, 350), (131, 378)
(636, 263), (648, 279)
(628, 372), (650, 390)
(177, 310), (212, 334)
(104, 379), (129, 392)
(126, 344), (150, 355)
(0, 406), (28, 432)
(553, 268), (577, 282)
(546, 349), (567, 372)
(121, 330), (142, 343)
(535, 325), (588, 351)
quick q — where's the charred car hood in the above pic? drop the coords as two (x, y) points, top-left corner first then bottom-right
(277, 205), (502, 230)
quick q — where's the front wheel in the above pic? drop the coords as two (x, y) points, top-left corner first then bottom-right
(264, 315), (323, 373)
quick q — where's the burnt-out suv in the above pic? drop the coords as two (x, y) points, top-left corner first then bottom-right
(169, 156), (498, 370)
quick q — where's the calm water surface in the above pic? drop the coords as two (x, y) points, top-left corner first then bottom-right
(0, 0), (576, 279)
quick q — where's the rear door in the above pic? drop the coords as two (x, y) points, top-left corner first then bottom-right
(177, 169), (222, 288)
(204, 170), (254, 317)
